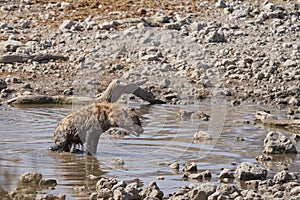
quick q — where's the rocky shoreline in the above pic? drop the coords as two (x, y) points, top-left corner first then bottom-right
(2, 151), (300, 199)
(0, 0), (299, 199)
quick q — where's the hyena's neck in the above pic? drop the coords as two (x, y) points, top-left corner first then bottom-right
(95, 103), (114, 132)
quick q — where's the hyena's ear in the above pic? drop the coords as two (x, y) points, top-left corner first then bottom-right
(113, 108), (144, 137)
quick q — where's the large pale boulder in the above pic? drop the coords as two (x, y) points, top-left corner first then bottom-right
(236, 162), (267, 181)
(263, 131), (297, 154)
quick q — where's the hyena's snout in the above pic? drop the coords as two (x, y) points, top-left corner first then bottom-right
(129, 125), (144, 137)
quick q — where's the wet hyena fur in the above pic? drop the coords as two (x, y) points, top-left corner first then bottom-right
(49, 102), (143, 155)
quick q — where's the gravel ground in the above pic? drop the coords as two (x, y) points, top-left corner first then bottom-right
(0, 0), (299, 110)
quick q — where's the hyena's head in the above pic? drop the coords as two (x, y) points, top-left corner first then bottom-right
(109, 106), (144, 136)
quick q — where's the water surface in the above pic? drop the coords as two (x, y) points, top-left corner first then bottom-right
(0, 101), (299, 199)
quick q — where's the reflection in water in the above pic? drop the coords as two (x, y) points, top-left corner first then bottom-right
(0, 157), (18, 193)
(258, 154), (297, 171)
(0, 102), (299, 198)
(48, 152), (105, 198)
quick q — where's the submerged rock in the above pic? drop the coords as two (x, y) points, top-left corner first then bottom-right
(193, 131), (213, 141)
(186, 170), (212, 181)
(169, 162), (180, 170)
(39, 179), (57, 188)
(191, 111), (210, 121)
(18, 172), (42, 185)
(256, 154), (272, 162)
(187, 173), (204, 181)
(110, 158), (125, 166)
(9, 172), (61, 200)
(219, 168), (235, 180)
(263, 131), (297, 154)
(234, 136), (245, 142)
(18, 172), (57, 188)
(182, 162), (197, 172)
(177, 110), (194, 120)
(202, 170), (212, 179)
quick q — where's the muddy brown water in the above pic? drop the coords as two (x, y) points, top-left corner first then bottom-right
(1, 100), (299, 199)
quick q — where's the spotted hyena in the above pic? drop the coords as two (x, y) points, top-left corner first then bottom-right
(49, 102), (143, 155)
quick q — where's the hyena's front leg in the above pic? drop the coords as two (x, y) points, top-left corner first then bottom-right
(85, 130), (101, 156)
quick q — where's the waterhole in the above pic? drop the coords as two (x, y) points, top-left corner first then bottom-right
(0, 101), (299, 199)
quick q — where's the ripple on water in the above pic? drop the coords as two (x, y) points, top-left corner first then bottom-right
(0, 102), (299, 198)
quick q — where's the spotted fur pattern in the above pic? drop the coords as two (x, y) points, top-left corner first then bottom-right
(49, 102), (143, 155)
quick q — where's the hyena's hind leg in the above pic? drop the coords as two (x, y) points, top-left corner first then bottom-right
(69, 142), (84, 153)
(49, 129), (71, 152)
(49, 138), (70, 152)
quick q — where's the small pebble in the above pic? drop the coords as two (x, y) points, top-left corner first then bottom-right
(110, 158), (125, 166)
